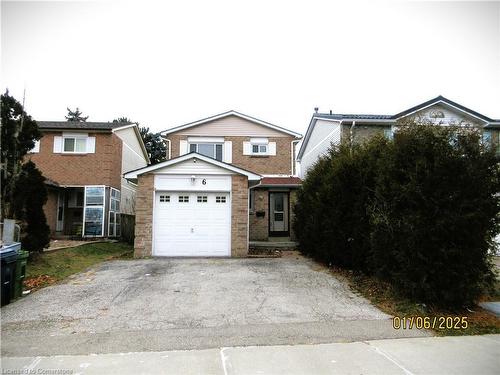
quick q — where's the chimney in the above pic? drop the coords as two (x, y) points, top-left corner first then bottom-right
(314, 107), (319, 113)
(329, 110), (332, 115)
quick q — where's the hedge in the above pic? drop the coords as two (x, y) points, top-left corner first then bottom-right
(294, 121), (499, 308)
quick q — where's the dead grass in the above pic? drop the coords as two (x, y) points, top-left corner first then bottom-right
(327, 265), (500, 336)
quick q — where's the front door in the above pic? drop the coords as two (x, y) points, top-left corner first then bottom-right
(269, 192), (289, 236)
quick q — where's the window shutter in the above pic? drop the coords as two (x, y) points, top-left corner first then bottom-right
(223, 141), (232, 163)
(86, 137), (96, 153)
(243, 142), (252, 155)
(53, 136), (62, 153)
(31, 140), (40, 153)
(268, 142), (276, 156)
(179, 140), (188, 155)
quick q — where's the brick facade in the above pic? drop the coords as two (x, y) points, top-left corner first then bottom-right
(166, 134), (296, 175)
(249, 188), (269, 241)
(133, 174), (154, 257)
(231, 175), (249, 256)
(249, 187), (299, 241)
(28, 131), (122, 189)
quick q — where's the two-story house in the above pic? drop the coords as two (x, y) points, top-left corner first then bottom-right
(297, 96), (500, 178)
(125, 111), (302, 257)
(27, 121), (149, 238)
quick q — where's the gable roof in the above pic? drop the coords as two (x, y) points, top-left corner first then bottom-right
(124, 152), (261, 181)
(160, 110), (302, 138)
(37, 121), (131, 131)
(297, 96), (500, 160)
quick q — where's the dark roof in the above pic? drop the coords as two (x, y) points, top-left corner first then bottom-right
(315, 113), (393, 121)
(393, 95), (495, 122)
(37, 121), (133, 131)
(259, 177), (302, 186)
(314, 96), (498, 122)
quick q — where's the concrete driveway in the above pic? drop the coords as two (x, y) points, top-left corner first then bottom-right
(1, 254), (429, 356)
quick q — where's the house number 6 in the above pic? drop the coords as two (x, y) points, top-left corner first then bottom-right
(202, 179), (207, 185)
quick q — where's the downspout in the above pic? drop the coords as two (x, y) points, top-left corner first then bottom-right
(349, 120), (356, 146)
(290, 139), (300, 176)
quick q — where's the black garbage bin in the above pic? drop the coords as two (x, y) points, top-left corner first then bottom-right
(1, 246), (18, 306)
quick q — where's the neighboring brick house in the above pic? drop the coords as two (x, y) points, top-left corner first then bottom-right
(125, 111), (302, 257)
(27, 121), (149, 238)
(297, 96), (500, 178)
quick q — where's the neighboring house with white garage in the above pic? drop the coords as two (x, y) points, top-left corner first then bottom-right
(297, 96), (500, 178)
(125, 111), (302, 257)
(26, 121), (149, 238)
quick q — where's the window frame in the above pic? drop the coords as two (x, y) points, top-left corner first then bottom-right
(189, 142), (224, 161)
(82, 185), (106, 237)
(62, 136), (87, 154)
(251, 143), (268, 155)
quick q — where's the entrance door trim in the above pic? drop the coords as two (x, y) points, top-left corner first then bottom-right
(268, 191), (290, 237)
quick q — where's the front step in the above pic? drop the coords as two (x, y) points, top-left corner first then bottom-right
(248, 241), (299, 257)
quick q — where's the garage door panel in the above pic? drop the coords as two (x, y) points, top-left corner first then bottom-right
(153, 192), (231, 257)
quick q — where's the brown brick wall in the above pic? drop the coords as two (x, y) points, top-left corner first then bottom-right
(28, 131), (122, 189)
(133, 174), (154, 257)
(231, 175), (249, 256)
(166, 134), (295, 175)
(249, 188), (269, 241)
(341, 124), (387, 144)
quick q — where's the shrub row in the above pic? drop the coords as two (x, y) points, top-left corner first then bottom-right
(294, 121), (499, 308)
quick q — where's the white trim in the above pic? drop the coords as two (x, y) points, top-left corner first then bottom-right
(160, 110), (302, 138)
(124, 153), (261, 181)
(396, 100), (489, 124)
(82, 185), (106, 238)
(111, 123), (137, 132)
(188, 136), (225, 143)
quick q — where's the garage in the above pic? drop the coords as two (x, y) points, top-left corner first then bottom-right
(153, 191), (231, 256)
(124, 153), (261, 258)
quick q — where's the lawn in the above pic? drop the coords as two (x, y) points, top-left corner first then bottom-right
(25, 242), (133, 290)
(329, 266), (500, 336)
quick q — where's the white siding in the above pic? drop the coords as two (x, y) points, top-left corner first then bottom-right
(153, 158), (236, 175)
(408, 104), (484, 127)
(173, 115), (290, 137)
(114, 127), (149, 215)
(299, 120), (341, 178)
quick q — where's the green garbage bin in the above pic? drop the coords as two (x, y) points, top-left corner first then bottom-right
(14, 250), (29, 299)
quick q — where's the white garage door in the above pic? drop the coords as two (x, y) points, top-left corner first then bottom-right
(153, 192), (231, 256)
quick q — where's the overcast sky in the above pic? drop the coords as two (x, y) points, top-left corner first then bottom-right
(2, 1), (499, 134)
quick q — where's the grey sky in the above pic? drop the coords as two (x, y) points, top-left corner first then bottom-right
(2, 0), (499, 134)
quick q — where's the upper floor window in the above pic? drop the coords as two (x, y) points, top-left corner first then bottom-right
(189, 143), (223, 161)
(252, 144), (267, 154)
(53, 133), (95, 154)
(383, 127), (394, 140)
(64, 137), (87, 153)
(28, 140), (41, 153)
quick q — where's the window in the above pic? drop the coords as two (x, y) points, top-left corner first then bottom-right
(384, 127), (394, 140)
(249, 190), (254, 211)
(189, 143), (223, 161)
(251, 144), (268, 155)
(179, 196), (189, 203)
(83, 186), (105, 236)
(482, 130), (492, 146)
(197, 195), (208, 203)
(63, 137), (87, 153)
(159, 195), (170, 202)
(85, 186), (104, 206)
(29, 140), (40, 153)
(84, 207), (104, 236)
(216, 196), (226, 203)
(110, 188), (121, 211)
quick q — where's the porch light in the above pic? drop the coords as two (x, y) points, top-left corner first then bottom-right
(191, 175), (196, 184)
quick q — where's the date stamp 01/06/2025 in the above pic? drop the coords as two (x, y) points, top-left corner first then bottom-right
(393, 316), (468, 330)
